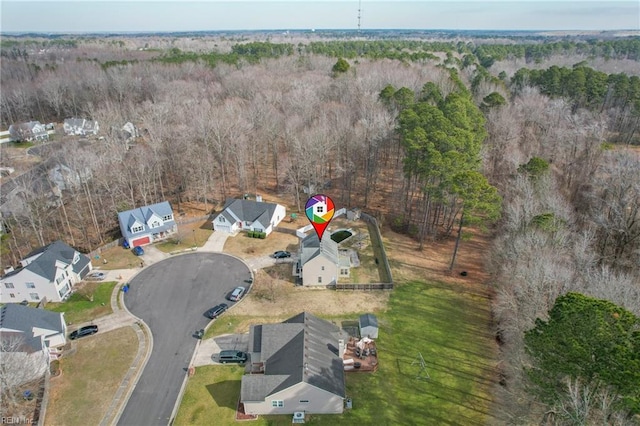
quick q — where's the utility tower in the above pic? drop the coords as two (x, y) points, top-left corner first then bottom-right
(357, 0), (362, 33)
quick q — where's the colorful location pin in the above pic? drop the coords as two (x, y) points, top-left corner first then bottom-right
(305, 194), (335, 241)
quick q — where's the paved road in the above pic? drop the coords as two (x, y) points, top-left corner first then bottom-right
(118, 252), (251, 426)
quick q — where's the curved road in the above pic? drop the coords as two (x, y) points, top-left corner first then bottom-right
(118, 253), (251, 425)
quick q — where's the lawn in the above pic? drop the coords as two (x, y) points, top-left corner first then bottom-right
(46, 281), (116, 324)
(223, 229), (298, 258)
(155, 220), (213, 253)
(45, 327), (138, 426)
(91, 245), (140, 270)
(179, 280), (497, 425)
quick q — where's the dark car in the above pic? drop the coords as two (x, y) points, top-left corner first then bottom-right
(228, 286), (246, 302)
(273, 250), (291, 259)
(132, 246), (144, 256)
(218, 350), (248, 364)
(206, 303), (228, 319)
(69, 325), (98, 340)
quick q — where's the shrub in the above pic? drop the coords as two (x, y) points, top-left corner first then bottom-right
(247, 231), (255, 238)
(259, 232), (266, 239)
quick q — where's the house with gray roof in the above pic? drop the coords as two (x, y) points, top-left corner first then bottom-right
(0, 240), (92, 303)
(0, 304), (67, 385)
(8, 121), (48, 142)
(296, 233), (350, 286)
(241, 312), (347, 415)
(63, 118), (99, 136)
(117, 201), (177, 248)
(213, 197), (285, 236)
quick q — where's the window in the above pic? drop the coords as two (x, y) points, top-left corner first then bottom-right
(321, 266), (325, 271)
(341, 268), (349, 276)
(132, 225), (144, 233)
(271, 400), (284, 408)
(73, 253), (80, 264)
(30, 293), (40, 301)
(219, 216), (226, 223)
(26, 282), (36, 289)
(317, 276), (322, 284)
(56, 276), (64, 285)
(299, 400), (309, 403)
(9, 293), (15, 298)
(163, 214), (172, 221)
(151, 221), (160, 228)
(4, 283), (14, 289)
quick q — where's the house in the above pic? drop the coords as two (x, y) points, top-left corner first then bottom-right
(118, 201), (177, 248)
(0, 240), (92, 303)
(63, 118), (99, 136)
(0, 304), (67, 385)
(8, 121), (49, 142)
(359, 313), (378, 339)
(213, 197), (286, 236)
(241, 312), (347, 415)
(296, 233), (350, 286)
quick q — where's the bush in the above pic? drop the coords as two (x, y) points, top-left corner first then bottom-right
(259, 232), (266, 239)
(247, 231), (255, 238)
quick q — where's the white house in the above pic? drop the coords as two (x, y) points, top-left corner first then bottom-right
(8, 121), (48, 142)
(241, 312), (347, 415)
(63, 118), (99, 136)
(0, 240), (92, 303)
(0, 304), (67, 385)
(213, 197), (286, 236)
(296, 233), (350, 286)
(117, 201), (177, 247)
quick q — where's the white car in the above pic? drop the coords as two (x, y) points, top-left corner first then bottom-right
(86, 271), (106, 281)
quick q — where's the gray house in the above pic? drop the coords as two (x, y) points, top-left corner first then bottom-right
(241, 312), (348, 415)
(117, 201), (177, 247)
(8, 121), (48, 142)
(0, 240), (92, 303)
(296, 233), (350, 286)
(213, 197), (286, 236)
(63, 118), (99, 136)
(0, 304), (67, 385)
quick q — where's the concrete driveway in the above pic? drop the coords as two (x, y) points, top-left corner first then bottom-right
(117, 252), (251, 426)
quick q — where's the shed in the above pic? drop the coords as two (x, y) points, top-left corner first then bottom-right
(359, 313), (378, 339)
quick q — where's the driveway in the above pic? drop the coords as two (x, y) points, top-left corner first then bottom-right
(117, 253), (251, 426)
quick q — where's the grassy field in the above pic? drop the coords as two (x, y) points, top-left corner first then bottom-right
(178, 280), (497, 425)
(91, 245), (141, 270)
(45, 327), (138, 426)
(46, 281), (116, 324)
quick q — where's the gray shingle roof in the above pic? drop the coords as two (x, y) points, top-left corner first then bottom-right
(359, 313), (378, 328)
(0, 304), (65, 335)
(6, 240), (90, 281)
(241, 312), (346, 403)
(300, 233), (339, 266)
(218, 198), (279, 225)
(117, 201), (174, 241)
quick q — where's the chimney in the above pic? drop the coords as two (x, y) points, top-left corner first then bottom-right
(339, 339), (345, 356)
(256, 194), (263, 202)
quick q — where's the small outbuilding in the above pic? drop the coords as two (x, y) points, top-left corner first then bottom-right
(359, 313), (378, 339)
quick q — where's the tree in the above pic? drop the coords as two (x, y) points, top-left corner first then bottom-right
(525, 293), (640, 418)
(481, 91), (506, 110)
(332, 57), (350, 75)
(0, 334), (48, 411)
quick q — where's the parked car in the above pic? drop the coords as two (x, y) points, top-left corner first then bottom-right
(86, 271), (106, 281)
(273, 250), (291, 259)
(69, 325), (99, 340)
(218, 350), (247, 364)
(228, 286), (246, 302)
(132, 246), (144, 256)
(206, 303), (228, 319)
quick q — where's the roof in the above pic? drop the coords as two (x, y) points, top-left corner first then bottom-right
(241, 312), (346, 402)
(5, 240), (89, 281)
(300, 233), (339, 267)
(0, 304), (65, 336)
(218, 198), (281, 225)
(117, 201), (175, 240)
(359, 313), (378, 329)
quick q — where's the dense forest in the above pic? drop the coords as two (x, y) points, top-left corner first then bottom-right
(1, 35), (639, 424)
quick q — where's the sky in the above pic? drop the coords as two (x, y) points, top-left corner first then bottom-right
(1, 1), (638, 33)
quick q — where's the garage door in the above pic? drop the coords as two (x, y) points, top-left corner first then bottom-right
(132, 236), (150, 247)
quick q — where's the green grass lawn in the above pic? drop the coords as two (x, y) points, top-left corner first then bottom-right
(45, 327), (138, 426)
(177, 280), (497, 425)
(46, 281), (116, 324)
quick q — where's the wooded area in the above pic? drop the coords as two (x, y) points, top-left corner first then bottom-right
(1, 34), (639, 423)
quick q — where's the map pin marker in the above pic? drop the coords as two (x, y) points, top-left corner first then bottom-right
(305, 194), (335, 241)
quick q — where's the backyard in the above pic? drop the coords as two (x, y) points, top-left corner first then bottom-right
(177, 280), (497, 425)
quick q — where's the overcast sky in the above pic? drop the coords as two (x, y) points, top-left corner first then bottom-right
(1, 1), (638, 33)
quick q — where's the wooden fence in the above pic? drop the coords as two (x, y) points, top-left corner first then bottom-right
(333, 283), (394, 291)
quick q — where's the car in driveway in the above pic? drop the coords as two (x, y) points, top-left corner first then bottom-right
(206, 303), (228, 319)
(69, 325), (99, 340)
(132, 246), (144, 256)
(273, 250), (291, 259)
(86, 271), (106, 281)
(218, 350), (247, 364)
(228, 286), (246, 302)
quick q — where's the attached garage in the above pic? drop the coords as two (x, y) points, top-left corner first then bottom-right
(132, 236), (150, 247)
